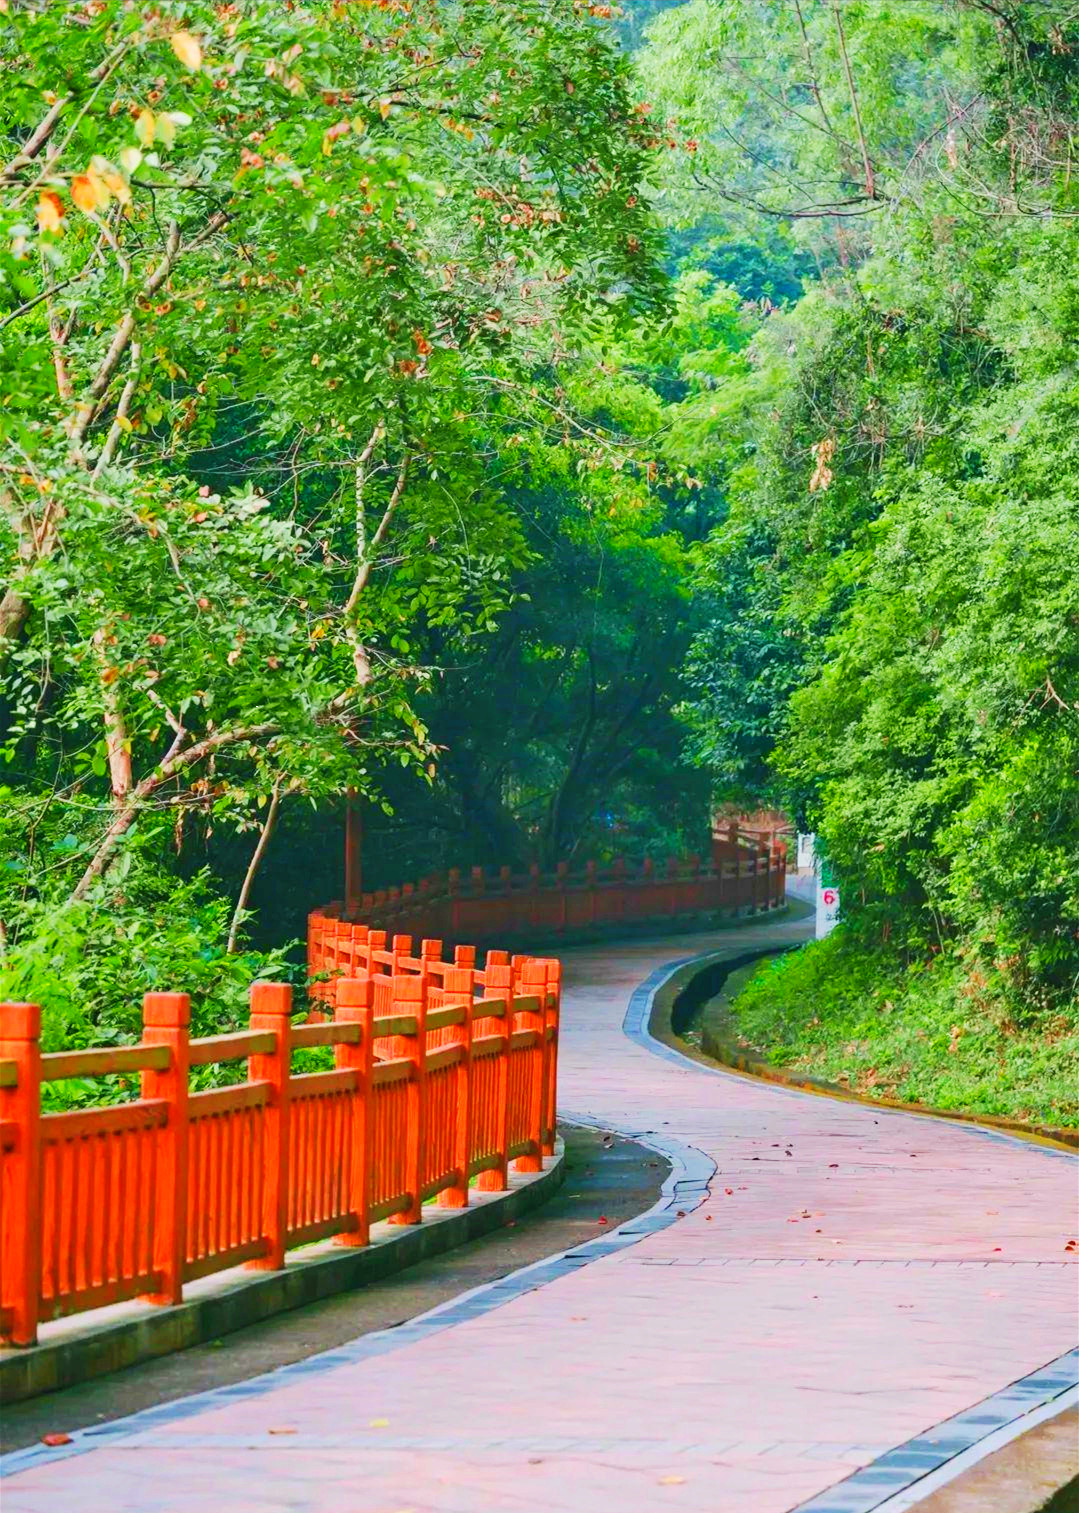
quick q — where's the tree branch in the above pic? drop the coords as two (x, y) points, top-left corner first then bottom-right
(70, 720), (281, 901)
(345, 451), (409, 684)
(92, 341), (142, 478)
(227, 776), (283, 953)
(68, 221), (181, 453)
(831, 0), (876, 199)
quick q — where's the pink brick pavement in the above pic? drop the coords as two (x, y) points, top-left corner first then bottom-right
(5, 916), (1077, 1512)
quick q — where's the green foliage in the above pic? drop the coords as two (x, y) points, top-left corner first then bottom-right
(342, 270), (748, 875)
(0, 865), (293, 1108)
(655, 3), (1079, 1115)
(0, 0), (667, 1039)
(729, 929), (1079, 1128)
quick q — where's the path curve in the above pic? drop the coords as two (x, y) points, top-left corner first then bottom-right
(5, 916), (1078, 1513)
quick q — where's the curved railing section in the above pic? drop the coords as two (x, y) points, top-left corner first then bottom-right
(311, 833), (787, 953)
(0, 939), (559, 1348)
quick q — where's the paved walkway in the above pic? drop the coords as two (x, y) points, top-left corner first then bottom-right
(5, 917), (1078, 1512)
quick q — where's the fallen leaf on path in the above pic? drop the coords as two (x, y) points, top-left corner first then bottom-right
(659, 1475), (686, 1485)
(41, 1434), (72, 1447)
(369, 1418), (390, 1428)
(268, 1427), (297, 1435)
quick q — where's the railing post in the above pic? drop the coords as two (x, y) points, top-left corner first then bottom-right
(514, 962), (547, 1173)
(391, 934), (412, 974)
(345, 920), (368, 977)
(437, 965), (474, 1209)
(542, 960), (561, 1155)
(367, 928), (387, 975)
(476, 963), (511, 1191)
(390, 973), (427, 1225)
(139, 992), (191, 1306)
(556, 861), (568, 932)
(613, 856), (627, 923)
(0, 1003), (42, 1346)
(335, 977), (374, 1247)
(246, 982), (292, 1270)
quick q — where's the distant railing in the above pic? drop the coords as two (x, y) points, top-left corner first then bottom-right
(0, 941), (560, 1348)
(314, 833), (787, 950)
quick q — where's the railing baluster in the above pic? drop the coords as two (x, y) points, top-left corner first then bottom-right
(389, 973), (426, 1225)
(438, 966), (474, 1209)
(246, 982), (291, 1271)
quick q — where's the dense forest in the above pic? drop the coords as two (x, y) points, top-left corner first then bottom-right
(1, 1), (1076, 1121)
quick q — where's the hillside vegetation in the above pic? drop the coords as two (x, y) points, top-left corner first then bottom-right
(638, 0), (1079, 1123)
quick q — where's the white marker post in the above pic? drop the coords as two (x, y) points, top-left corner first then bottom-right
(816, 880), (840, 939)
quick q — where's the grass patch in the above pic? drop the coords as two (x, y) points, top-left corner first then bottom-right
(720, 926), (1079, 1129)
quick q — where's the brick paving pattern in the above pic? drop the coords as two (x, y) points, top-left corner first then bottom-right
(4, 916), (1077, 1512)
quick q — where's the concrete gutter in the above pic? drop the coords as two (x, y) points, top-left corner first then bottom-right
(0, 1142), (565, 1405)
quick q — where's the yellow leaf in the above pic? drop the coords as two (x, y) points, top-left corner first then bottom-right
(135, 109), (155, 148)
(115, 415), (133, 434)
(170, 31), (202, 71)
(378, 99), (393, 120)
(119, 146), (142, 173)
(98, 166), (131, 206)
(71, 174), (99, 213)
(36, 191), (64, 233)
(156, 113), (176, 148)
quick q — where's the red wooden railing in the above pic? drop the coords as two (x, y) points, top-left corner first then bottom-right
(0, 939), (560, 1348)
(312, 833), (787, 955)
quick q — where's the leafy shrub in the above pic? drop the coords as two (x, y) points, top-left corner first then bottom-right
(732, 927), (1079, 1128)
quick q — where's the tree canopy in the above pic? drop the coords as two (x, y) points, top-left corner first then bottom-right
(0, 0), (666, 1038)
(643, 0), (1079, 1069)
(3, 1), (1077, 1122)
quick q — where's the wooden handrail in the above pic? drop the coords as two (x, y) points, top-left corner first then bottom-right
(42, 1044), (172, 1081)
(188, 1030), (277, 1067)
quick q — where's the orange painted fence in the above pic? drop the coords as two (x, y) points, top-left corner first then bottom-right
(0, 939), (560, 1348)
(313, 835), (787, 955)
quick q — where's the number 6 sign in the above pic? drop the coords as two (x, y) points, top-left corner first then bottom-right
(816, 883), (840, 938)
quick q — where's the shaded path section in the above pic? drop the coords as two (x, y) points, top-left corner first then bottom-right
(0, 1127), (667, 1455)
(4, 915), (1077, 1512)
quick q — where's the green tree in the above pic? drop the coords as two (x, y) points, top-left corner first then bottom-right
(0, 0), (663, 1035)
(663, 4), (1079, 1047)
